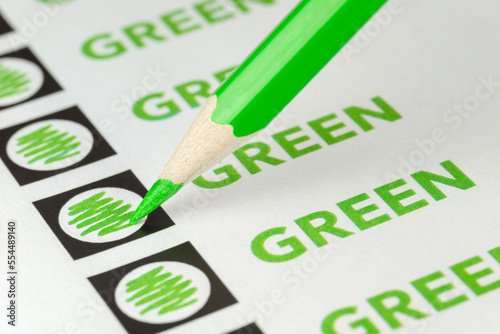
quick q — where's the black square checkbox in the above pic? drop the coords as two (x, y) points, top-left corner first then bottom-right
(89, 242), (237, 334)
(0, 105), (116, 185)
(33, 170), (174, 260)
(0, 13), (12, 35)
(0, 47), (62, 110)
(227, 324), (264, 334)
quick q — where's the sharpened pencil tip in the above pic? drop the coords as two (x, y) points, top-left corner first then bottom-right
(130, 179), (184, 223)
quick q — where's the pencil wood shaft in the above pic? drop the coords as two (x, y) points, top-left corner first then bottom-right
(159, 96), (256, 184)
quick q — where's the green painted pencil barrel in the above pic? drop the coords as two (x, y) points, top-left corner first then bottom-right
(211, 0), (388, 137)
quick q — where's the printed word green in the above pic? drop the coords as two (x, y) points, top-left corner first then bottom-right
(129, 66), (236, 121)
(16, 124), (81, 165)
(125, 266), (198, 315)
(82, 0), (276, 60)
(321, 246), (500, 333)
(67, 191), (137, 236)
(251, 160), (476, 262)
(0, 63), (30, 99)
(193, 96), (402, 189)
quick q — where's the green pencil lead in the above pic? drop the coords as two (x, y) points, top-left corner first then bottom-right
(130, 179), (183, 223)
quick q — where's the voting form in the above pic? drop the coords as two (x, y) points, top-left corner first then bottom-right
(0, 0), (499, 333)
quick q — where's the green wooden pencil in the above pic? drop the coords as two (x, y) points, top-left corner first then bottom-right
(131, 0), (388, 223)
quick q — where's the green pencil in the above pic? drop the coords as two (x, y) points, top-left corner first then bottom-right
(130, 0), (388, 223)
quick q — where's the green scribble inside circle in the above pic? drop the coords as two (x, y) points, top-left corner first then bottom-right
(0, 62), (31, 99)
(15, 124), (82, 165)
(67, 191), (140, 237)
(125, 266), (199, 315)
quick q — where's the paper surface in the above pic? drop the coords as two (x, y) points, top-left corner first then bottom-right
(0, 0), (500, 333)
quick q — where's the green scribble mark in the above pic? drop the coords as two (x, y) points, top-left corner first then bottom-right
(16, 124), (82, 165)
(0, 63), (31, 99)
(125, 266), (198, 315)
(67, 191), (139, 237)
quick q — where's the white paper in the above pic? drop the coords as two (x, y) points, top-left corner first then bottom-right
(0, 0), (499, 333)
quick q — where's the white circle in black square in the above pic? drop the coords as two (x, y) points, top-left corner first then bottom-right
(0, 57), (44, 106)
(6, 119), (93, 171)
(58, 187), (147, 243)
(115, 261), (211, 324)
